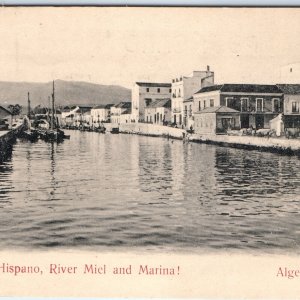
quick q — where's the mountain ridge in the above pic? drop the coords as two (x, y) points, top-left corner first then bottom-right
(0, 80), (131, 108)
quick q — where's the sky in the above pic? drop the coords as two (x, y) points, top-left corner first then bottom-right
(0, 7), (300, 88)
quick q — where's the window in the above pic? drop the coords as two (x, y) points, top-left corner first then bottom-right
(169, 89), (171, 93)
(145, 98), (152, 106)
(146, 88), (149, 92)
(203, 100), (206, 108)
(256, 98), (263, 112)
(157, 88), (160, 93)
(210, 99), (214, 107)
(226, 97), (240, 111)
(273, 98), (281, 113)
(178, 89), (181, 97)
(198, 101), (201, 111)
(241, 98), (249, 112)
(292, 102), (300, 113)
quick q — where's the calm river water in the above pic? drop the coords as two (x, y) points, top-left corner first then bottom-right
(0, 130), (300, 252)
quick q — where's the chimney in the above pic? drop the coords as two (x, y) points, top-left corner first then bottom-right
(207, 65), (210, 72)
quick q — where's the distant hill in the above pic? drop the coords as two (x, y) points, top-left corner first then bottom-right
(0, 80), (131, 108)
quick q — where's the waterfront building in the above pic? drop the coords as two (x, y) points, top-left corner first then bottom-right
(144, 98), (171, 125)
(119, 109), (132, 124)
(183, 97), (194, 129)
(111, 102), (131, 124)
(131, 82), (171, 122)
(91, 104), (114, 126)
(277, 84), (300, 135)
(33, 106), (62, 127)
(171, 66), (214, 128)
(193, 84), (284, 130)
(62, 105), (92, 127)
(82, 110), (92, 127)
(194, 106), (240, 135)
(0, 106), (12, 130)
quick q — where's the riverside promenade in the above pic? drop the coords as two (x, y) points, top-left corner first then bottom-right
(105, 123), (185, 139)
(104, 123), (300, 155)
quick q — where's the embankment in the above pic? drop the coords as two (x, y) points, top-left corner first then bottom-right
(189, 134), (300, 155)
(104, 123), (185, 139)
(104, 123), (300, 155)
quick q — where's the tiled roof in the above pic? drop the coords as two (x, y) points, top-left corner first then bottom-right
(121, 109), (132, 114)
(147, 98), (171, 108)
(93, 104), (115, 109)
(114, 102), (131, 109)
(194, 84), (223, 94)
(277, 84), (300, 95)
(195, 84), (283, 94)
(0, 106), (12, 115)
(194, 106), (240, 114)
(183, 97), (193, 103)
(92, 104), (106, 109)
(136, 82), (171, 87)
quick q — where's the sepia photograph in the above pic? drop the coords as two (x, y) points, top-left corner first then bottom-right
(0, 5), (300, 298)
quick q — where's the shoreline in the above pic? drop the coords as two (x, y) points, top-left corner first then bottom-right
(102, 123), (300, 156)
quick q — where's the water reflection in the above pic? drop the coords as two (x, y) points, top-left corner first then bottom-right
(0, 132), (299, 251)
(0, 159), (13, 203)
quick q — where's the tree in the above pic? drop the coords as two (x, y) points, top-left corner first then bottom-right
(8, 104), (22, 116)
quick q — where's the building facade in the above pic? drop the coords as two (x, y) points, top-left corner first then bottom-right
(144, 98), (171, 125)
(277, 84), (300, 135)
(193, 84), (284, 130)
(111, 102), (131, 124)
(91, 104), (114, 125)
(171, 66), (214, 127)
(194, 106), (240, 135)
(131, 82), (171, 122)
(61, 105), (92, 127)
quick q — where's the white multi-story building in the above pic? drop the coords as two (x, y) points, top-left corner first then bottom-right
(144, 98), (171, 125)
(171, 66), (214, 128)
(91, 104), (114, 126)
(131, 82), (172, 122)
(111, 102), (132, 124)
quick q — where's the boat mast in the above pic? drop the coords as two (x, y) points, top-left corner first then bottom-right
(27, 92), (31, 119)
(51, 80), (55, 130)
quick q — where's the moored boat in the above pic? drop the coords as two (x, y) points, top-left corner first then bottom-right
(111, 127), (119, 134)
(95, 126), (106, 133)
(20, 129), (39, 142)
(36, 81), (69, 143)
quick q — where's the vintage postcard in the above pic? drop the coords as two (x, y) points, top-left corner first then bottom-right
(0, 5), (300, 299)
